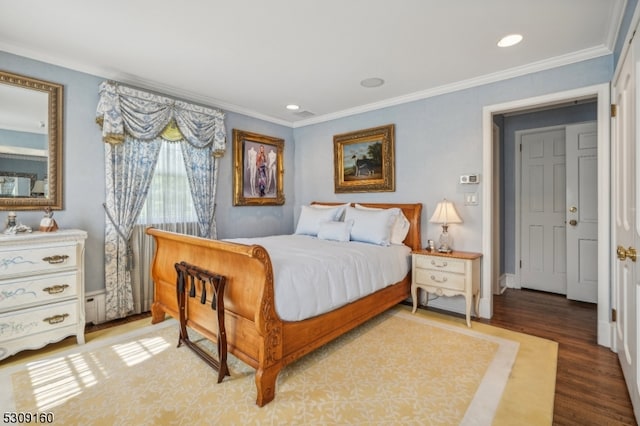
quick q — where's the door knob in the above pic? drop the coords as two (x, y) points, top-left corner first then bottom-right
(569, 219), (578, 226)
(617, 245), (638, 262)
(618, 245), (628, 261)
(569, 206), (577, 213)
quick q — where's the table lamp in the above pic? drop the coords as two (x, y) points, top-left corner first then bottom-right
(429, 199), (462, 253)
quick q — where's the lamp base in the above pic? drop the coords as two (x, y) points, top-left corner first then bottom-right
(437, 224), (453, 253)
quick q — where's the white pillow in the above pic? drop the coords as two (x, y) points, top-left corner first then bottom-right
(295, 205), (343, 236)
(310, 203), (350, 221)
(344, 206), (398, 246)
(317, 219), (354, 242)
(354, 204), (410, 245)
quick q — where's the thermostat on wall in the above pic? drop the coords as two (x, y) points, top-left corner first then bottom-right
(460, 174), (480, 184)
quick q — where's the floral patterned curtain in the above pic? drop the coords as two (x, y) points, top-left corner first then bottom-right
(96, 81), (226, 320)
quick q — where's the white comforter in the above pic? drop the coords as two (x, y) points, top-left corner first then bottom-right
(226, 235), (411, 321)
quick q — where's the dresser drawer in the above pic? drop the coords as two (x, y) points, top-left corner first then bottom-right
(415, 255), (465, 274)
(0, 243), (77, 276)
(414, 268), (466, 292)
(0, 300), (78, 342)
(0, 271), (78, 312)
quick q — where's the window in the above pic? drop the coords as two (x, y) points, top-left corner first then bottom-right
(138, 141), (197, 225)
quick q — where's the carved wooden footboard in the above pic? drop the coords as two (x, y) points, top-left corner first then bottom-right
(146, 202), (422, 406)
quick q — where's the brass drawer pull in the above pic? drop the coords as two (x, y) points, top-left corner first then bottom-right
(430, 275), (448, 283)
(431, 260), (448, 268)
(43, 313), (69, 325)
(42, 284), (69, 294)
(42, 255), (69, 264)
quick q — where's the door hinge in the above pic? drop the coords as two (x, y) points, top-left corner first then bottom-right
(519, 260), (522, 268)
(611, 104), (617, 117)
(612, 308), (617, 322)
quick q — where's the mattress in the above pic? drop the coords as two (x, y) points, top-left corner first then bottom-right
(226, 234), (411, 321)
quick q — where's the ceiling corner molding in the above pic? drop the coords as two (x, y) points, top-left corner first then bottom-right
(107, 75), (295, 128)
(0, 39), (612, 131)
(293, 45), (613, 128)
(606, 0), (628, 51)
(0, 43), (295, 129)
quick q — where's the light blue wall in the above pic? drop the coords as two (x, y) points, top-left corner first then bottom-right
(1, 51), (106, 294)
(292, 57), (613, 262)
(615, 0), (639, 65)
(0, 49), (614, 302)
(0, 51), (295, 294)
(213, 112), (295, 239)
(0, 128), (47, 150)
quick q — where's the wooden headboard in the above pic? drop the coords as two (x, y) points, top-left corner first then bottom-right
(310, 202), (423, 251)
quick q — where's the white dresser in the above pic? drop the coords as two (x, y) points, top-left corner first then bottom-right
(0, 229), (87, 360)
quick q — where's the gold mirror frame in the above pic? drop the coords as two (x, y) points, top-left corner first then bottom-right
(0, 70), (63, 210)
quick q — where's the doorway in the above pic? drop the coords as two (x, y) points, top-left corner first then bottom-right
(512, 120), (598, 303)
(481, 83), (611, 347)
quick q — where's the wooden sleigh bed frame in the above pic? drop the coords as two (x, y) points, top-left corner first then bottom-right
(147, 202), (422, 406)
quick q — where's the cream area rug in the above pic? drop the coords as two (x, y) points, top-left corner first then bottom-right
(0, 307), (556, 425)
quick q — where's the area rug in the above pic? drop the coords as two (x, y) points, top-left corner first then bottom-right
(0, 308), (548, 425)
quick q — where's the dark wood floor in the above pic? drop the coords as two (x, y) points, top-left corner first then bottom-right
(478, 289), (637, 426)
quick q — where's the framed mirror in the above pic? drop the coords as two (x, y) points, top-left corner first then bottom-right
(0, 70), (62, 210)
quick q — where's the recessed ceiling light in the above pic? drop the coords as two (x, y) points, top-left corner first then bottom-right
(360, 77), (385, 88)
(286, 104), (300, 111)
(497, 34), (523, 48)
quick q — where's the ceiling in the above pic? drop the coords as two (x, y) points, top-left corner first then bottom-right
(0, 0), (626, 127)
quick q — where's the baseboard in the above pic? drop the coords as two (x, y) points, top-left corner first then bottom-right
(502, 273), (518, 289)
(85, 290), (107, 325)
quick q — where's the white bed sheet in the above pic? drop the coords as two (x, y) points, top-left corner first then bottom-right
(226, 235), (411, 321)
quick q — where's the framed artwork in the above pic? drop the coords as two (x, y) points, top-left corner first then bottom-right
(333, 124), (395, 193)
(233, 129), (285, 206)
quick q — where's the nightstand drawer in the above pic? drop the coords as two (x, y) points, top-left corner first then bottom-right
(414, 268), (465, 292)
(415, 255), (465, 274)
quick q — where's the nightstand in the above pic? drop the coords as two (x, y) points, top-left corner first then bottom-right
(411, 249), (482, 327)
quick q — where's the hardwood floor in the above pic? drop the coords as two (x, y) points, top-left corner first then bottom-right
(478, 289), (637, 426)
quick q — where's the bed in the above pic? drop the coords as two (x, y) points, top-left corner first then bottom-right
(147, 202), (422, 406)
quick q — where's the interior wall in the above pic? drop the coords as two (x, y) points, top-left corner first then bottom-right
(0, 48), (613, 308)
(0, 50), (295, 294)
(215, 111), (295, 239)
(292, 57), (611, 316)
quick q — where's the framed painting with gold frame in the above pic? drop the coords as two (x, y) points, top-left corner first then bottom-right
(333, 124), (395, 193)
(233, 129), (284, 206)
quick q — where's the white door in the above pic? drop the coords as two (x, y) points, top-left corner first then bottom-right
(520, 128), (567, 294)
(612, 34), (640, 417)
(565, 122), (598, 303)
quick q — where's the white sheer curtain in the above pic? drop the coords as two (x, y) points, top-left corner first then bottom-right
(96, 81), (226, 320)
(132, 141), (199, 314)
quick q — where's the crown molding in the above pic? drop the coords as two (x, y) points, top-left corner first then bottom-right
(0, 42), (611, 130)
(292, 45), (612, 128)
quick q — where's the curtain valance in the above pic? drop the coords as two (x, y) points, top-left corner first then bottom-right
(95, 81), (226, 153)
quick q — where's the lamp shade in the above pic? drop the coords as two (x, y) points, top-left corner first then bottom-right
(429, 199), (462, 225)
(31, 180), (45, 195)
